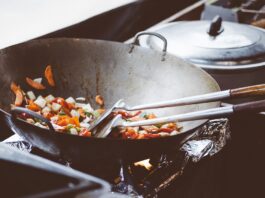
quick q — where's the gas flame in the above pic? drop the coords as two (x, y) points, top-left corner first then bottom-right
(134, 159), (152, 170)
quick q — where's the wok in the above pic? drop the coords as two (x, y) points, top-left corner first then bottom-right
(0, 33), (220, 163)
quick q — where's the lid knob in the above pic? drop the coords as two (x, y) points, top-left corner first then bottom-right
(208, 16), (224, 36)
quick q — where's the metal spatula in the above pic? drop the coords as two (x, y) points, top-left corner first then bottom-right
(95, 99), (265, 138)
(88, 84), (265, 134)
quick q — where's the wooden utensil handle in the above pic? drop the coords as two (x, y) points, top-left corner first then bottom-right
(231, 84), (265, 98)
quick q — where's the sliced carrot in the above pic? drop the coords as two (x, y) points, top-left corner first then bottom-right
(56, 116), (71, 126)
(14, 90), (23, 106)
(56, 118), (69, 126)
(158, 128), (174, 133)
(70, 116), (80, 127)
(27, 100), (41, 111)
(10, 82), (20, 93)
(95, 95), (104, 106)
(10, 82), (23, 106)
(45, 65), (55, 87)
(79, 129), (91, 137)
(26, 77), (46, 90)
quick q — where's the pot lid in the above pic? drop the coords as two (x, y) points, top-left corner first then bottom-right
(139, 16), (265, 69)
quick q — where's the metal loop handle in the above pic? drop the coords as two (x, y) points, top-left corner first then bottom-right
(129, 32), (168, 61)
(11, 107), (55, 132)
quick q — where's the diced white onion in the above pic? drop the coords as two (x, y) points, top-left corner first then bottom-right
(138, 130), (147, 135)
(80, 122), (90, 129)
(66, 97), (76, 104)
(75, 103), (85, 108)
(34, 96), (46, 108)
(33, 78), (42, 84)
(26, 118), (35, 124)
(82, 104), (94, 112)
(52, 123), (65, 130)
(170, 131), (178, 136)
(69, 128), (78, 135)
(82, 117), (91, 123)
(34, 122), (46, 129)
(76, 97), (86, 102)
(50, 116), (59, 122)
(45, 95), (55, 103)
(51, 103), (62, 112)
(159, 132), (170, 137)
(70, 109), (80, 118)
(42, 106), (51, 113)
(27, 91), (36, 100)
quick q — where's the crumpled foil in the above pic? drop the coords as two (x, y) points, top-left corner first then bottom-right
(112, 118), (231, 197)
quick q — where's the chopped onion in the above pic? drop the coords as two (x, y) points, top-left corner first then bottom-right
(69, 128), (78, 135)
(33, 78), (42, 84)
(170, 131), (178, 136)
(45, 95), (55, 103)
(66, 97), (76, 104)
(42, 106), (51, 113)
(80, 122), (90, 129)
(34, 96), (46, 108)
(159, 132), (170, 137)
(26, 91), (36, 100)
(82, 116), (91, 123)
(51, 102), (62, 112)
(82, 104), (94, 112)
(76, 97), (86, 102)
(70, 109), (80, 118)
(34, 122), (46, 129)
(26, 118), (35, 124)
(138, 130), (147, 135)
(50, 116), (59, 122)
(75, 103), (85, 108)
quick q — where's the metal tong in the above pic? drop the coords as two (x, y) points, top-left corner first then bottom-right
(91, 84), (265, 138)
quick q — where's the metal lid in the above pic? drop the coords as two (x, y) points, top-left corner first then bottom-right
(139, 17), (265, 70)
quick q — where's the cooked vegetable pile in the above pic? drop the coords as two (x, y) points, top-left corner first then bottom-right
(11, 65), (181, 139)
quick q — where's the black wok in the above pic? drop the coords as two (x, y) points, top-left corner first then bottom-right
(0, 35), (220, 163)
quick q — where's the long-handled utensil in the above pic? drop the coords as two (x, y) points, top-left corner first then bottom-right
(89, 84), (265, 132)
(95, 99), (265, 138)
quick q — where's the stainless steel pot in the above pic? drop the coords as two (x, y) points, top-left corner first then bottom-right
(138, 16), (265, 94)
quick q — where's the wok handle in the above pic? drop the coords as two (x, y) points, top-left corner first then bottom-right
(231, 84), (265, 98)
(11, 107), (55, 132)
(129, 32), (167, 61)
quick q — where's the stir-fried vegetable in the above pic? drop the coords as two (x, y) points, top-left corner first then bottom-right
(10, 82), (23, 106)
(10, 65), (181, 139)
(26, 77), (46, 90)
(45, 65), (55, 87)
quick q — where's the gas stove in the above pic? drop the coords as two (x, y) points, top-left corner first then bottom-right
(1, 1), (265, 198)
